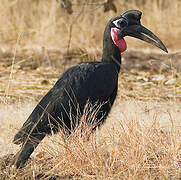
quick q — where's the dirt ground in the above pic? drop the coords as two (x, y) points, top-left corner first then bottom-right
(0, 50), (181, 103)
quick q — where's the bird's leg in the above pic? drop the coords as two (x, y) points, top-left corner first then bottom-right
(13, 133), (45, 168)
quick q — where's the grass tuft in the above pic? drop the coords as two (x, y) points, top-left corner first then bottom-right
(0, 101), (180, 179)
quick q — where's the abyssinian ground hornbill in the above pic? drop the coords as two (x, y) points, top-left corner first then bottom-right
(13, 10), (168, 168)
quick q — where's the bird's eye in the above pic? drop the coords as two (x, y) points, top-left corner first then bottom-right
(113, 19), (128, 28)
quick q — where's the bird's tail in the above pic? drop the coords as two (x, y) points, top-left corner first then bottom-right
(13, 133), (45, 168)
(13, 103), (49, 145)
(12, 114), (47, 168)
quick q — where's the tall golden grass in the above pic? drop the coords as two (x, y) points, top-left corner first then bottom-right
(0, 0), (181, 55)
(0, 1), (181, 179)
(0, 101), (180, 179)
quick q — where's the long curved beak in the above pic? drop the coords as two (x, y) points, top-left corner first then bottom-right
(122, 25), (168, 53)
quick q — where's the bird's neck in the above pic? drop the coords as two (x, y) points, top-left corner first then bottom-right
(101, 26), (121, 72)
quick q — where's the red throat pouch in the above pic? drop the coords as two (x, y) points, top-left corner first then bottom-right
(111, 28), (127, 53)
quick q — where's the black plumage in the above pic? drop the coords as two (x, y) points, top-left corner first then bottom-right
(13, 10), (167, 168)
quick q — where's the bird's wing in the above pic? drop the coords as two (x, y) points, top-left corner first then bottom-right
(70, 62), (119, 102)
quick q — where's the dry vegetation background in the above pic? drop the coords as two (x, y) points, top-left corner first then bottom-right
(0, 0), (181, 179)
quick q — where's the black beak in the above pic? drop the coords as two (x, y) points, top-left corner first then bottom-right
(123, 25), (168, 53)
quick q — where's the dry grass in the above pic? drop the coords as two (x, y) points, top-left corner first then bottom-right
(1, 50), (181, 104)
(0, 100), (180, 179)
(0, 0), (181, 54)
(0, 0), (181, 179)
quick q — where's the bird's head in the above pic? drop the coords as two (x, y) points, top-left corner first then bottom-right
(109, 10), (168, 53)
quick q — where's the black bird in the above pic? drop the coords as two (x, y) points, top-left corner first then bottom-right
(13, 10), (168, 168)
